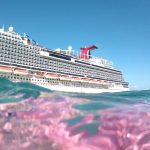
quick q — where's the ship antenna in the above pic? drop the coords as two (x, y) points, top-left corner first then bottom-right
(2, 24), (4, 30)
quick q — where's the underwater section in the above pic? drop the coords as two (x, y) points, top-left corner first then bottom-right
(0, 77), (150, 150)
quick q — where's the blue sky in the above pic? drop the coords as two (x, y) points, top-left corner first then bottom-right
(0, 0), (150, 90)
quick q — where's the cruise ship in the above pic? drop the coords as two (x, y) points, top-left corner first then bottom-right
(0, 26), (129, 93)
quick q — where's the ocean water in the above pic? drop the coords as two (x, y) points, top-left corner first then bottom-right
(0, 77), (150, 150)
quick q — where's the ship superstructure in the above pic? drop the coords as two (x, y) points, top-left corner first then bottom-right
(0, 26), (129, 93)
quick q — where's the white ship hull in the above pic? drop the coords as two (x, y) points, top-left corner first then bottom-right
(0, 69), (129, 94)
(39, 84), (129, 93)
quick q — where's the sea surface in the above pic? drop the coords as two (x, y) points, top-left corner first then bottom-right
(0, 77), (150, 150)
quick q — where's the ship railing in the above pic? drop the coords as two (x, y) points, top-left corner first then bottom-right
(43, 48), (114, 68)
(68, 51), (114, 68)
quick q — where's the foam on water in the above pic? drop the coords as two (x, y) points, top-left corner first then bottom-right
(0, 77), (150, 150)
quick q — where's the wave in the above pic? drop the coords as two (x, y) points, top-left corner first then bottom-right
(0, 77), (51, 103)
(0, 77), (150, 104)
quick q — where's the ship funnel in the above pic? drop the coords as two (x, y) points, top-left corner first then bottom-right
(80, 45), (98, 59)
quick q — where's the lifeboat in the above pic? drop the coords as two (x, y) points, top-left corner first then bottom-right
(36, 72), (45, 77)
(98, 80), (105, 83)
(98, 80), (109, 84)
(79, 77), (91, 83)
(60, 75), (72, 81)
(85, 78), (92, 82)
(14, 68), (28, 75)
(104, 80), (110, 83)
(0, 65), (13, 73)
(71, 77), (83, 82)
(90, 79), (98, 83)
(45, 72), (59, 79)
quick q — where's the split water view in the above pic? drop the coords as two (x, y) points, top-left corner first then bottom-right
(0, 0), (150, 149)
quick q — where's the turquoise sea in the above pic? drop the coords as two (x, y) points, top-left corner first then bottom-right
(0, 77), (150, 150)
